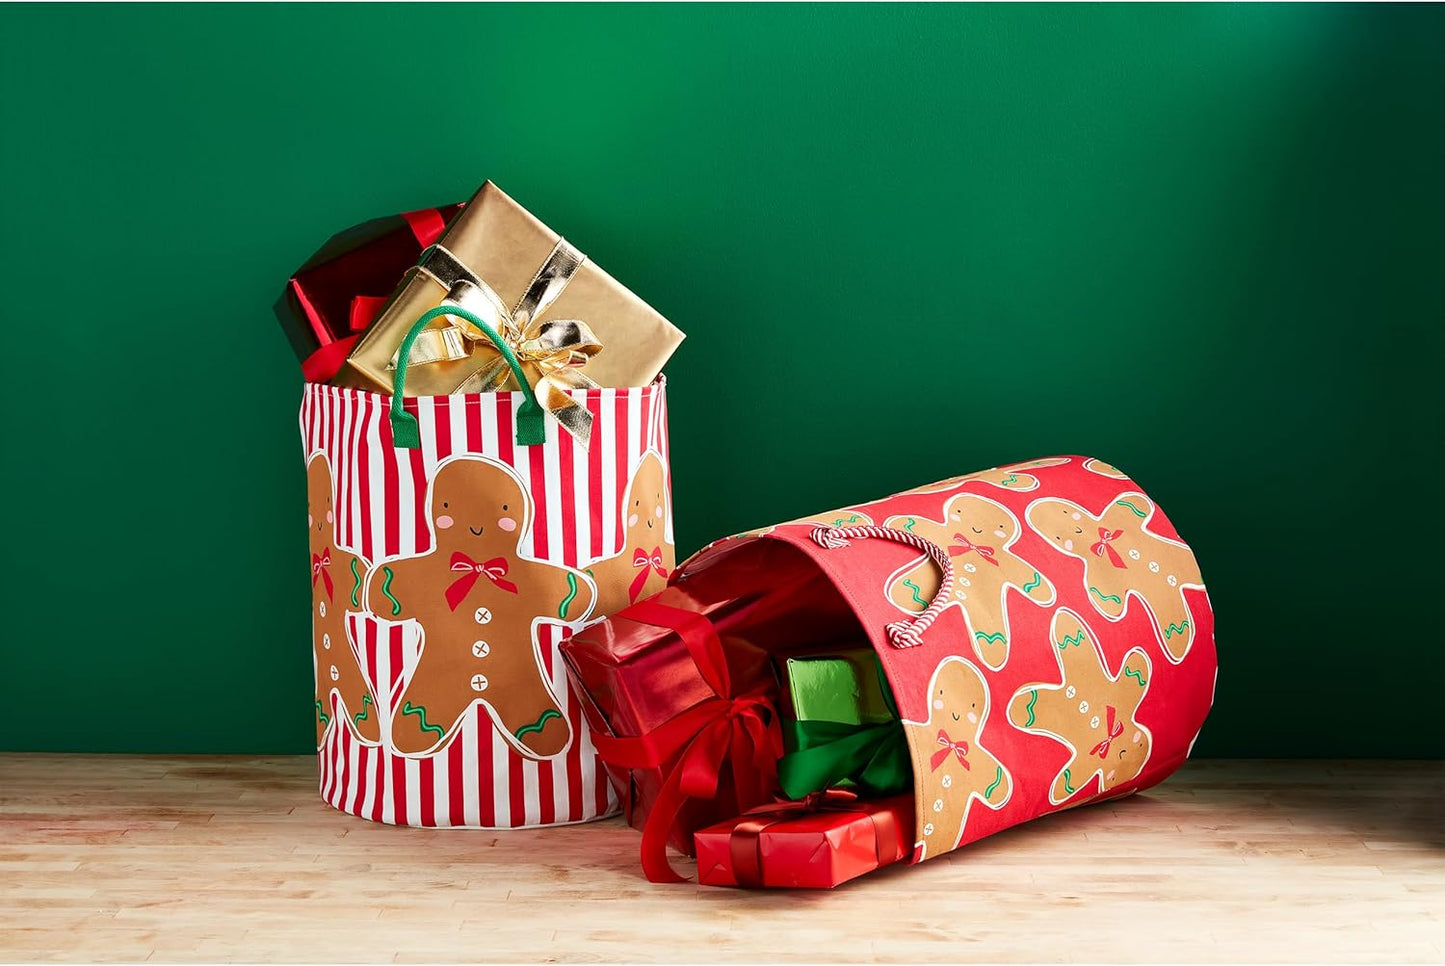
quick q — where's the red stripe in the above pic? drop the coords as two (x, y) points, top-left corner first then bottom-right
(409, 401), (430, 555)
(588, 393), (605, 562)
(369, 740), (385, 823)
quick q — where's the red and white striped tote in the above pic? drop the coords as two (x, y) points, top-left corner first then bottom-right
(299, 305), (673, 827)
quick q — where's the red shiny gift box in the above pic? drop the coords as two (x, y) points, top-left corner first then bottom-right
(275, 204), (461, 382)
(559, 588), (782, 876)
(694, 792), (913, 889)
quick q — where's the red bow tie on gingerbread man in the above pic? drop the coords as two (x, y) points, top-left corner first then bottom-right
(445, 551), (519, 611)
(1091, 527), (1128, 569)
(311, 548), (333, 601)
(629, 546), (670, 602)
(930, 729), (971, 771)
(1089, 705), (1124, 758)
(948, 534), (999, 566)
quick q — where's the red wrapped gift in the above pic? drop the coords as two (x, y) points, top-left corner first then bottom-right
(694, 791), (913, 889)
(275, 204), (462, 382)
(559, 588), (782, 880)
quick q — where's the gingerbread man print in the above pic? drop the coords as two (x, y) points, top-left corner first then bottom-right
(902, 657), (1012, 860)
(1007, 609), (1152, 805)
(589, 451), (674, 617)
(914, 457), (1072, 494)
(1025, 492), (1204, 662)
(306, 454), (380, 746)
(365, 456), (595, 759)
(884, 494), (1054, 670)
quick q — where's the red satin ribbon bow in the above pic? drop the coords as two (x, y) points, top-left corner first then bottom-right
(299, 208), (450, 383)
(311, 548), (334, 601)
(948, 534), (999, 566)
(1089, 705), (1124, 758)
(930, 728), (970, 771)
(628, 547), (670, 603)
(444, 552), (519, 611)
(1091, 528), (1127, 569)
(586, 599), (783, 884)
(725, 788), (904, 888)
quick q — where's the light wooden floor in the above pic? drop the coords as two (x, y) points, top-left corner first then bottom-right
(1, 756), (1440, 963)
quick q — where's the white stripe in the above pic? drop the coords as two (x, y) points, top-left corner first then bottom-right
(345, 723), (364, 815)
(432, 742), (450, 827)
(491, 719), (512, 828)
(461, 708), (481, 826)
(404, 756), (422, 828)
(549, 629), (571, 821)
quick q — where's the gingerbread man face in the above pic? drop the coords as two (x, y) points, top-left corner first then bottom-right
(902, 657), (1012, 860)
(589, 451), (675, 617)
(915, 457), (1072, 494)
(428, 458), (533, 563)
(1026, 493), (1203, 663)
(306, 455), (379, 746)
(1007, 609), (1152, 804)
(885, 494), (1054, 670)
(366, 456), (595, 759)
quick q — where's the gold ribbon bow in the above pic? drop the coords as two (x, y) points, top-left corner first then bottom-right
(394, 242), (603, 445)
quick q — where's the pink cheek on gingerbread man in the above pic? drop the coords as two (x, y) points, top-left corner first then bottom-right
(326, 510), (334, 525)
(628, 512), (639, 527)
(435, 515), (454, 530)
(498, 516), (517, 532)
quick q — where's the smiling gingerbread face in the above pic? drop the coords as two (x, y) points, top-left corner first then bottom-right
(307, 458), (337, 555)
(624, 453), (667, 543)
(428, 460), (532, 556)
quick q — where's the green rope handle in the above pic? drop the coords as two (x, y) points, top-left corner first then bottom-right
(389, 304), (546, 449)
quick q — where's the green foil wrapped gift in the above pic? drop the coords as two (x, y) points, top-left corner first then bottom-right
(777, 649), (912, 800)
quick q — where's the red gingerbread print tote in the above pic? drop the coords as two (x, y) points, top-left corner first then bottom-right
(673, 456), (1216, 864)
(299, 305), (674, 828)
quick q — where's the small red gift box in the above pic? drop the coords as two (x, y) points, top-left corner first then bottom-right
(694, 792), (913, 889)
(559, 588), (782, 880)
(275, 204), (462, 382)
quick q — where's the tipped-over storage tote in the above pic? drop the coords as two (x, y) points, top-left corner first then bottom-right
(300, 304), (675, 827)
(664, 455), (1216, 866)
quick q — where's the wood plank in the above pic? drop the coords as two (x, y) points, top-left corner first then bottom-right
(0, 756), (1440, 963)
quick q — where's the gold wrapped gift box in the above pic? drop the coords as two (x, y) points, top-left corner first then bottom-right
(334, 181), (684, 398)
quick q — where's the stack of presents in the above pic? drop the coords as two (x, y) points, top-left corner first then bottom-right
(284, 181), (1217, 888)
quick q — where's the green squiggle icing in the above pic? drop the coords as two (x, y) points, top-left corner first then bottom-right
(1163, 620), (1190, 639)
(349, 557), (362, 608)
(1114, 499), (1147, 518)
(353, 694), (373, 725)
(1061, 768), (1077, 795)
(559, 572), (579, 618)
(903, 517), (917, 532)
(1023, 690), (1038, 727)
(381, 566), (401, 616)
(401, 701), (444, 738)
(514, 708), (563, 739)
(834, 514), (862, 526)
(903, 579), (928, 607)
(1057, 630), (1086, 650)
(1124, 667), (1147, 687)
(975, 631), (1006, 644)
(1000, 473), (1021, 487)
(1089, 586), (1123, 605)
(984, 765), (1005, 799)
(1021, 572), (1043, 594)
(315, 700), (330, 727)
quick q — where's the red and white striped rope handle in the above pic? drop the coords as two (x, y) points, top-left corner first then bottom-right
(809, 524), (954, 648)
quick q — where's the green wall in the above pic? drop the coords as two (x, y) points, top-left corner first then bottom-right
(3, 4), (1441, 757)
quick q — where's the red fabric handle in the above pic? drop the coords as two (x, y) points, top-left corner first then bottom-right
(402, 207), (448, 248)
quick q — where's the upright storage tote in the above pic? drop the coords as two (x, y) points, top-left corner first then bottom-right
(300, 306), (675, 827)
